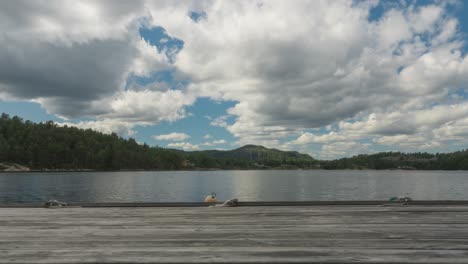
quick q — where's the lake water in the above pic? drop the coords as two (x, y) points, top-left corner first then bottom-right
(0, 170), (467, 203)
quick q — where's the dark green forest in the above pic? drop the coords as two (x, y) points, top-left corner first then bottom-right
(0, 113), (184, 170)
(1, 113), (468, 171)
(321, 151), (468, 170)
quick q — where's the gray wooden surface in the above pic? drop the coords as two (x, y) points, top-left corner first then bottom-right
(1, 205), (468, 263)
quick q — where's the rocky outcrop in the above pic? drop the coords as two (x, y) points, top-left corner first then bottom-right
(0, 162), (30, 171)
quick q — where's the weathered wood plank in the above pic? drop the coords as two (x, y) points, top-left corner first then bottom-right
(1, 205), (468, 263)
(2, 248), (468, 263)
(2, 238), (468, 250)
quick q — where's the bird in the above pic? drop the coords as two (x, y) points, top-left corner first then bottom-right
(204, 193), (217, 203)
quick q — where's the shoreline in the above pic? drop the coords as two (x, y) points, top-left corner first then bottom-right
(3, 200), (468, 207)
(1, 168), (468, 173)
(0, 168), (315, 173)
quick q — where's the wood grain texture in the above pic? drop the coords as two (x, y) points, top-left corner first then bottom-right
(1, 205), (468, 263)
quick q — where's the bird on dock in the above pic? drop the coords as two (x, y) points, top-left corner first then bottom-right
(389, 196), (412, 205)
(204, 193), (217, 203)
(43, 199), (68, 208)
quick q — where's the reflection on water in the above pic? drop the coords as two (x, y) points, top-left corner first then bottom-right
(0, 170), (467, 202)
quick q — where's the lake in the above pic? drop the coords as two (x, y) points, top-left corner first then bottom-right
(0, 170), (467, 203)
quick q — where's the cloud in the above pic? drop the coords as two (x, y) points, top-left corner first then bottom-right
(434, 117), (468, 142)
(1, 38), (136, 116)
(60, 119), (137, 137)
(1, 1), (468, 159)
(0, 1), (159, 115)
(290, 102), (468, 157)
(213, 139), (226, 144)
(167, 142), (199, 151)
(0, 0), (192, 131)
(319, 142), (373, 160)
(0, 1), (146, 43)
(294, 131), (350, 145)
(55, 89), (195, 136)
(153, 132), (190, 141)
(201, 139), (227, 147)
(338, 103), (468, 137)
(209, 115), (230, 128)
(374, 134), (441, 149)
(106, 89), (195, 124)
(141, 1), (468, 152)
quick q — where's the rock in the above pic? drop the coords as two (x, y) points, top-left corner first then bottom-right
(0, 162), (30, 171)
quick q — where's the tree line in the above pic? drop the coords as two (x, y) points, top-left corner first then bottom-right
(0, 113), (183, 170)
(321, 151), (468, 170)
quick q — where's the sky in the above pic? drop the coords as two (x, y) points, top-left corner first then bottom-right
(0, 0), (468, 159)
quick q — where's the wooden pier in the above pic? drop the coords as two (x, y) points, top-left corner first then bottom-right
(1, 202), (468, 263)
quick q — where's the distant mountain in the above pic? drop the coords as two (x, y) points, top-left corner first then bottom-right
(192, 144), (314, 162)
(184, 145), (318, 169)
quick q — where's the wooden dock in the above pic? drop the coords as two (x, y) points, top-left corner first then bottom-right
(2, 203), (468, 263)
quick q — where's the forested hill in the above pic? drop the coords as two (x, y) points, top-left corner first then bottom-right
(184, 145), (317, 168)
(0, 114), (317, 170)
(321, 151), (468, 170)
(0, 114), (184, 170)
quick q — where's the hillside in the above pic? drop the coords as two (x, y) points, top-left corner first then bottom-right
(321, 151), (468, 170)
(0, 114), (184, 170)
(185, 145), (318, 169)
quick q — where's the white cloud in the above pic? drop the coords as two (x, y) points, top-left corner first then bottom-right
(210, 115), (230, 128)
(201, 139), (227, 147)
(213, 139), (227, 144)
(398, 45), (468, 96)
(55, 88), (195, 136)
(107, 89), (195, 124)
(0, 0), (159, 117)
(409, 5), (442, 33)
(290, 102), (468, 157)
(294, 131), (350, 145)
(377, 9), (412, 48)
(338, 103), (468, 137)
(0, 0), (146, 44)
(167, 142), (199, 151)
(1, 1), (468, 159)
(153, 132), (190, 141)
(59, 119), (137, 137)
(374, 134), (441, 149)
(434, 117), (468, 142)
(319, 142), (373, 160)
(142, 1), (468, 154)
(55, 89), (195, 136)
(0, 0), (191, 134)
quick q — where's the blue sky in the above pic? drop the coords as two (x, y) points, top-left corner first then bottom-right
(0, 0), (468, 159)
